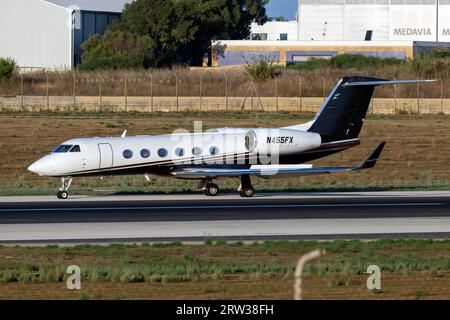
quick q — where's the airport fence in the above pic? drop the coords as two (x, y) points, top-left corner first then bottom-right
(0, 69), (449, 114)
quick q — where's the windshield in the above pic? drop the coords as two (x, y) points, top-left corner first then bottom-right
(52, 145), (73, 153)
(70, 145), (81, 153)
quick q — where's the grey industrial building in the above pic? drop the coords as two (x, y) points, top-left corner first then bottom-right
(0, 0), (132, 70)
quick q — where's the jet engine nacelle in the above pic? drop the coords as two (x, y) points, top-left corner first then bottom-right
(245, 129), (321, 155)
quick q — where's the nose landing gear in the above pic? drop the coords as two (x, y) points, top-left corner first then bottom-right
(57, 177), (73, 199)
(57, 191), (68, 200)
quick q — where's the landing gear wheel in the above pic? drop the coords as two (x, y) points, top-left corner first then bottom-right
(238, 175), (255, 198)
(239, 188), (255, 198)
(204, 183), (219, 197)
(57, 177), (73, 200)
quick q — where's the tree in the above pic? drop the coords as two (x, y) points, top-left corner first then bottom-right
(81, 0), (268, 69)
(173, 0), (269, 65)
(0, 57), (17, 79)
(80, 29), (155, 70)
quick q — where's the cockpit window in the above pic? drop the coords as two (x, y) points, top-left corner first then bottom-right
(52, 145), (73, 153)
(70, 145), (81, 153)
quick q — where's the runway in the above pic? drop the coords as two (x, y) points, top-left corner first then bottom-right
(1, 191), (450, 243)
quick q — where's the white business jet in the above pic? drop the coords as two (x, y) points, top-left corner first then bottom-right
(28, 77), (433, 199)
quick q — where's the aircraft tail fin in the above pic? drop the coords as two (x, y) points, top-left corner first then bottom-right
(307, 77), (435, 142)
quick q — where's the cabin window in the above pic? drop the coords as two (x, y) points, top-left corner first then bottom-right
(192, 147), (203, 156)
(209, 146), (219, 155)
(52, 145), (73, 153)
(175, 148), (185, 157)
(123, 149), (133, 159)
(140, 149), (150, 159)
(158, 148), (168, 158)
(70, 145), (81, 153)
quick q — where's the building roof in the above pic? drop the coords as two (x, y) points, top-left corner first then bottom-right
(43, 0), (132, 13)
(213, 40), (415, 47)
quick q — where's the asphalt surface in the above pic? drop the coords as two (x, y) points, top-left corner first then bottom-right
(0, 192), (449, 243)
(0, 193), (448, 224)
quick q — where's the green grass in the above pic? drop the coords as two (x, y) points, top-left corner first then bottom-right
(1, 181), (450, 196)
(0, 239), (448, 285)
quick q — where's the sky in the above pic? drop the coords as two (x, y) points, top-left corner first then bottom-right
(266, 0), (297, 20)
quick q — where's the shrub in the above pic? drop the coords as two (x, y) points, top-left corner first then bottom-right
(120, 270), (145, 283)
(204, 237), (214, 246)
(80, 50), (146, 71)
(80, 31), (154, 70)
(147, 274), (163, 283)
(0, 57), (17, 79)
(245, 56), (281, 82)
(288, 54), (403, 71)
(0, 270), (19, 283)
(409, 48), (450, 78)
(330, 54), (402, 69)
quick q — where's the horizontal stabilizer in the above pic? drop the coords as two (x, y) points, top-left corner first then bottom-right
(343, 79), (436, 87)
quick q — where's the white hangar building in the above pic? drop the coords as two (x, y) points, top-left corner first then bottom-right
(297, 0), (450, 42)
(0, 0), (132, 70)
(218, 0), (450, 67)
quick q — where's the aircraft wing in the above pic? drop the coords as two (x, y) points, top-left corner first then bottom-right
(172, 142), (386, 179)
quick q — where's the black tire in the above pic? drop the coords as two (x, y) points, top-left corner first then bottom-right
(240, 188), (254, 198)
(60, 191), (69, 200)
(57, 191), (62, 199)
(205, 183), (219, 197)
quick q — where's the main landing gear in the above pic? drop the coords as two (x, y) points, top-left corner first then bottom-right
(57, 177), (73, 200)
(201, 175), (255, 198)
(238, 175), (254, 198)
(202, 180), (219, 197)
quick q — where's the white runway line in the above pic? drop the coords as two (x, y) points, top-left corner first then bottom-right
(1, 217), (449, 242)
(1, 190), (450, 203)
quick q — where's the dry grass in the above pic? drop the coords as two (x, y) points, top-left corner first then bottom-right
(0, 67), (447, 99)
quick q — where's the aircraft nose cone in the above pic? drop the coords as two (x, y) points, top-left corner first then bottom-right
(27, 163), (38, 173)
(28, 160), (44, 174)
(28, 157), (52, 176)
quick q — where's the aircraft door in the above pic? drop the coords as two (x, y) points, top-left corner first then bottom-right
(98, 143), (114, 169)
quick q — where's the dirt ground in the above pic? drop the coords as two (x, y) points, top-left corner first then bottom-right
(0, 112), (449, 194)
(2, 275), (449, 300)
